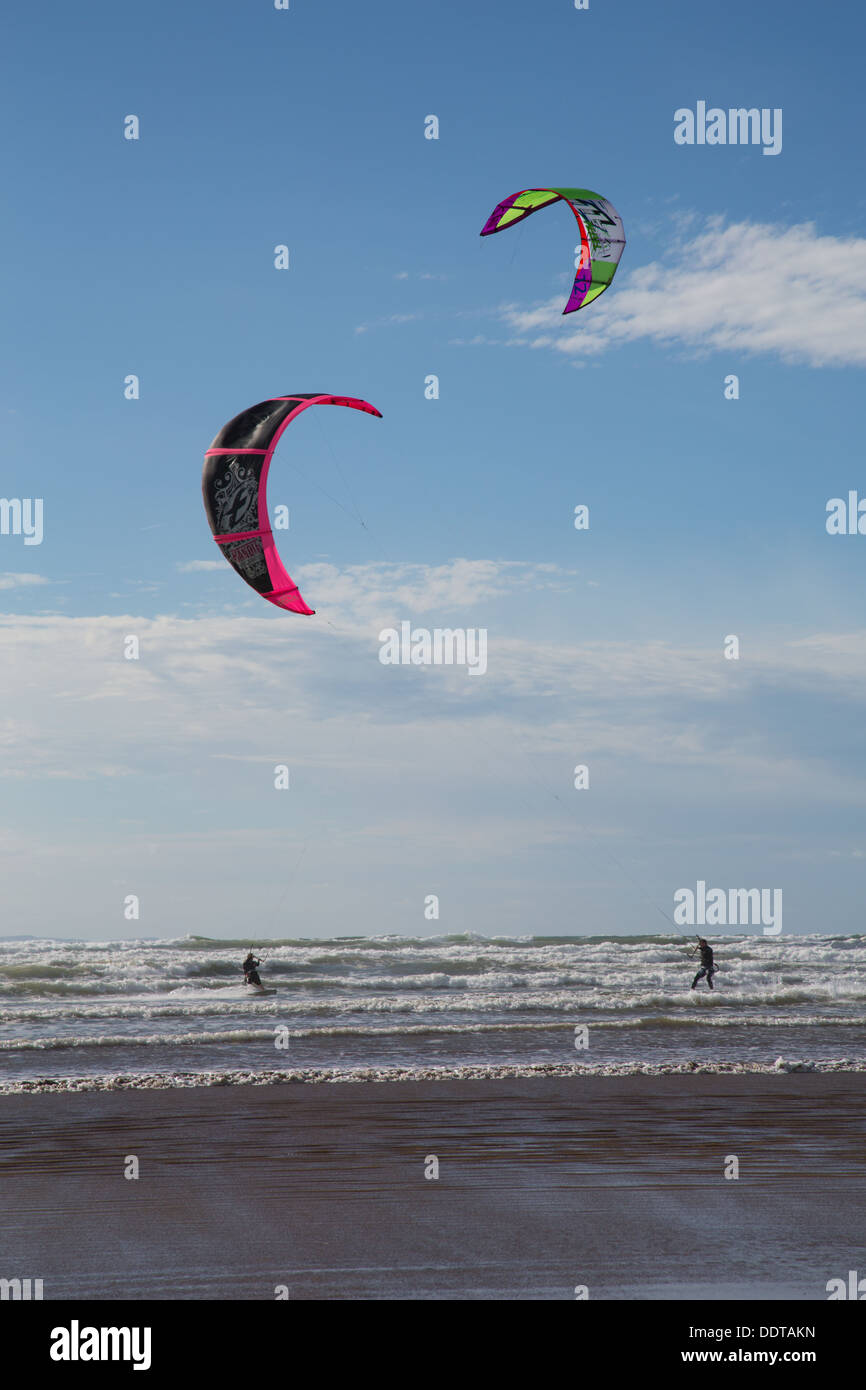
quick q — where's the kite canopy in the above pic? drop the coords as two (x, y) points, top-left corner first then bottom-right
(480, 187), (625, 314)
(202, 393), (381, 615)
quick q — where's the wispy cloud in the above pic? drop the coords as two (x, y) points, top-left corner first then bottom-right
(393, 271), (449, 282)
(1, 560), (864, 783)
(355, 312), (421, 335)
(0, 573), (50, 590)
(494, 217), (866, 369)
(2, 561), (864, 935)
(298, 558), (576, 631)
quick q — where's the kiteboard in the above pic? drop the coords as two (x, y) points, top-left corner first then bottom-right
(246, 986), (277, 996)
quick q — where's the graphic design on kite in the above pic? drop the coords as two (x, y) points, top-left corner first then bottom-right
(202, 393), (382, 615)
(480, 188), (625, 314)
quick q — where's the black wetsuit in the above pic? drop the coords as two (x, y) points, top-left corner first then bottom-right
(243, 954), (262, 987)
(691, 942), (715, 990)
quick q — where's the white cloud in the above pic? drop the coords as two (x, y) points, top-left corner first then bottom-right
(0, 573), (50, 590)
(177, 560), (224, 573)
(0, 561), (863, 787)
(298, 557), (575, 632)
(497, 217), (866, 368)
(394, 270), (448, 282)
(355, 311), (422, 334)
(2, 560), (865, 935)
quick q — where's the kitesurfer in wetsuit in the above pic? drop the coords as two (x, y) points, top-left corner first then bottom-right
(690, 938), (715, 990)
(243, 950), (262, 988)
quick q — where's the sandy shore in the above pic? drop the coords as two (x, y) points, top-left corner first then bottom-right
(1, 1074), (862, 1300)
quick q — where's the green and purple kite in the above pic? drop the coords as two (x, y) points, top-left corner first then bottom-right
(480, 187), (626, 315)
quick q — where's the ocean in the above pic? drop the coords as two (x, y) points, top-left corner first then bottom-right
(1, 933), (865, 1090)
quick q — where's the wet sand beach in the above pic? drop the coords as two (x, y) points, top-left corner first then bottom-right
(1, 1074), (863, 1300)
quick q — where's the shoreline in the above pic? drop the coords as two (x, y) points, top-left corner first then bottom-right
(2, 1055), (865, 1095)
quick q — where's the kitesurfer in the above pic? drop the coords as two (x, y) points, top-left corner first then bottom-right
(689, 938), (715, 990)
(243, 950), (262, 988)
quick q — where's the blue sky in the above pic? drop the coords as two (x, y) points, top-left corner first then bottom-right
(2, 0), (865, 940)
